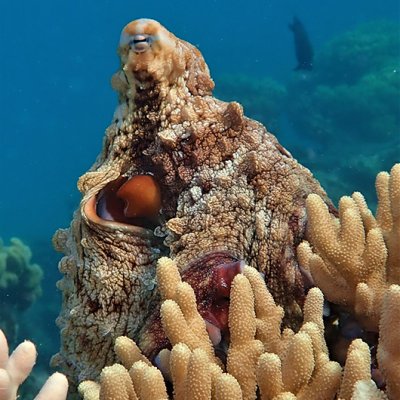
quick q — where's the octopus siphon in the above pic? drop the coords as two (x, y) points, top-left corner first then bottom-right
(51, 18), (334, 385)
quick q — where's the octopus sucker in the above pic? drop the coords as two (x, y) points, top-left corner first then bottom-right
(53, 18), (334, 387)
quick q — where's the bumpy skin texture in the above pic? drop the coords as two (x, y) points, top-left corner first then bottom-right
(52, 19), (331, 385)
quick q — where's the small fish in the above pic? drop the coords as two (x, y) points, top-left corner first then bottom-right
(289, 16), (314, 71)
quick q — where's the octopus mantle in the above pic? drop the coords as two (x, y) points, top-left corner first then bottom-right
(52, 18), (332, 384)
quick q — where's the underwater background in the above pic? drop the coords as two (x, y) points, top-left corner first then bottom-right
(0, 0), (399, 395)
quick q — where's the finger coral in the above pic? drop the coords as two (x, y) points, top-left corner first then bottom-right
(297, 163), (400, 331)
(157, 257), (218, 365)
(377, 285), (400, 399)
(0, 329), (68, 400)
(226, 273), (264, 399)
(252, 282), (342, 400)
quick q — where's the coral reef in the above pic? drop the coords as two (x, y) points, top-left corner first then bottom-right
(52, 18), (332, 386)
(0, 329), (68, 400)
(286, 21), (400, 205)
(287, 21), (399, 143)
(0, 238), (43, 343)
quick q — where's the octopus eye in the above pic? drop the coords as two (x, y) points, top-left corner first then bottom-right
(117, 175), (161, 218)
(129, 34), (154, 53)
(95, 175), (162, 229)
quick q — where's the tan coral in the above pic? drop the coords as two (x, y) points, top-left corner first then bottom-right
(156, 257), (182, 301)
(185, 348), (212, 400)
(295, 355), (342, 400)
(283, 332), (315, 394)
(77, 381), (100, 400)
(114, 336), (152, 370)
(158, 258), (243, 398)
(377, 284), (400, 399)
(174, 264), (343, 400)
(129, 361), (168, 399)
(157, 257), (218, 365)
(214, 373), (242, 400)
(169, 343), (191, 400)
(253, 289), (341, 400)
(242, 266), (284, 355)
(297, 163), (400, 331)
(376, 165), (400, 283)
(79, 360), (169, 400)
(338, 339), (372, 400)
(167, 345), (238, 400)
(302, 287), (325, 335)
(256, 353), (284, 399)
(101, 364), (137, 400)
(272, 394), (297, 400)
(226, 273), (264, 399)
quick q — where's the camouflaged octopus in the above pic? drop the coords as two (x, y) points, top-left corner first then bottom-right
(52, 18), (333, 385)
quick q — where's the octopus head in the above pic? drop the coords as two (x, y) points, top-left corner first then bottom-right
(116, 18), (214, 95)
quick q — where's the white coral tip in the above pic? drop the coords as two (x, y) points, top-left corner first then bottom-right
(34, 372), (68, 400)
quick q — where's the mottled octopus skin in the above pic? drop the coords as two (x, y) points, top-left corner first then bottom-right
(52, 18), (332, 385)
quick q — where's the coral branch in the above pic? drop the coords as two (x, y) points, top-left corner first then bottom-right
(226, 274), (264, 399)
(339, 339), (371, 400)
(377, 284), (400, 399)
(157, 258), (218, 365)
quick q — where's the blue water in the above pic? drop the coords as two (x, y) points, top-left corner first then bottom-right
(0, 0), (399, 394)
(1, 0), (398, 240)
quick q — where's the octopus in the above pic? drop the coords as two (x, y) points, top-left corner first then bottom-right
(51, 18), (333, 386)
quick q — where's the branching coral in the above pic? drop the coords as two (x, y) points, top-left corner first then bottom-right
(297, 163), (400, 331)
(377, 285), (400, 399)
(157, 257), (217, 365)
(226, 273), (264, 399)
(337, 308), (399, 400)
(249, 279), (342, 400)
(0, 329), (68, 400)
